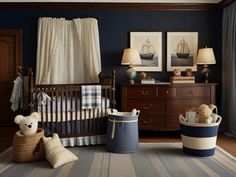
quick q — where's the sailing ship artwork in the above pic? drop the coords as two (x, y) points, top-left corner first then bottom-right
(167, 32), (198, 72)
(138, 37), (159, 67)
(171, 37), (193, 67)
(130, 32), (162, 72)
(175, 38), (191, 58)
(139, 38), (156, 60)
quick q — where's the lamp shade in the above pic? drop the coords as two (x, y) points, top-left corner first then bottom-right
(197, 48), (216, 65)
(121, 48), (142, 65)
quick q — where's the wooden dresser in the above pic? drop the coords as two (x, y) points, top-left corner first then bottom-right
(121, 83), (216, 131)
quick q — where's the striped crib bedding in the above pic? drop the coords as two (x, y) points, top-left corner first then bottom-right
(30, 84), (113, 137)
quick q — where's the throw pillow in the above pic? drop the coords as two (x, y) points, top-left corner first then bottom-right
(43, 133), (78, 168)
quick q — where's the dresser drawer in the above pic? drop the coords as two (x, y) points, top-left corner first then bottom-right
(127, 99), (166, 113)
(178, 86), (210, 98)
(158, 87), (176, 97)
(167, 99), (210, 113)
(126, 86), (156, 98)
(139, 114), (165, 130)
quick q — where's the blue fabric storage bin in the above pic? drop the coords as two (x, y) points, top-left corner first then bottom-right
(180, 114), (221, 157)
(106, 110), (139, 153)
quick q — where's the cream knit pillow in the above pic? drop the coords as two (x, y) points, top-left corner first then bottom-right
(43, 133), (78, 168)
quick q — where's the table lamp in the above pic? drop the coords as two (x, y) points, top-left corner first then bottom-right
(197, 47), (216, 83)
(121, 48), (142, 84)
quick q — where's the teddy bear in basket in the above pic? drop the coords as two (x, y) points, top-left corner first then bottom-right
(13, 112), (45, 162)
(180, 104), (220, 124)
(14, 112), (40, 135)
(197, 104), (218, 124)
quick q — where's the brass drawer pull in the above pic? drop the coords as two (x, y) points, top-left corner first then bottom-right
(166, 91), (169, 94)
(140, 90), (149, 95)
(143, 119), (152, 123)
(142, 104), (152, 110)
(190, 90), (198, 96)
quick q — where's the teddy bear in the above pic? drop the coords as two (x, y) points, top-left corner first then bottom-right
(139, 72), (151, 80)
(197, 104), (216, 123)
(173, 68), (181, 77)
(185, 68), (192, 76)
(14, 112), (40, 135)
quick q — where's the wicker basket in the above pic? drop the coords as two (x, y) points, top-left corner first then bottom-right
(12, 128), (45, 162)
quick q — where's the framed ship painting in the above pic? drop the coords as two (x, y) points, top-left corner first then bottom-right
(130, 32), (162, 72)
(167, 32), (198, 72)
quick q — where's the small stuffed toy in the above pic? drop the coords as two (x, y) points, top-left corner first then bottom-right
(14, 112), (40, 135)
(185, 68), (192, 76)
(139, 72), (151, 80)
(173, 69), (181, 77)
(197, 104), (216, 123)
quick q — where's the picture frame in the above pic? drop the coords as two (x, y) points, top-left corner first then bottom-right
(130, 32), (162, 72)
(167, 32), (198, 72)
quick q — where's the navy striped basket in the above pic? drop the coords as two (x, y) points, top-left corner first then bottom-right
(180, 114), (222, 157)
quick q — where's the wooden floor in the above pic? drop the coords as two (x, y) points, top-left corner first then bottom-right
(1, 128), (236, 157)
(0, 127), (17, 153)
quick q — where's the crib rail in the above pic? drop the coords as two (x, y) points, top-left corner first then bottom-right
(31, 85), (111, 138)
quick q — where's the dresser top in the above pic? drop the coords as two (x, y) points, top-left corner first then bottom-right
(121, 83), (217, 86)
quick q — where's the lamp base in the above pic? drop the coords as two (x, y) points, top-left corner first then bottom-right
(202, 66), (209, 84)
(128, 80), (135, 84)
(126, 67), (137, 84)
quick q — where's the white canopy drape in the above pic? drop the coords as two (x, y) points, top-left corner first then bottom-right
(36, 17), (101, 84)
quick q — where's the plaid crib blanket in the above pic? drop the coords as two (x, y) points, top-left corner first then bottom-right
(81, 85), (102, 109)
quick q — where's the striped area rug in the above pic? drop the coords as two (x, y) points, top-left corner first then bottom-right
(1, 143), (236, 177)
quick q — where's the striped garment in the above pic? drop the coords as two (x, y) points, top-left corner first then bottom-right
(10, 76), (23, 111)
(81, 85), (102, 109)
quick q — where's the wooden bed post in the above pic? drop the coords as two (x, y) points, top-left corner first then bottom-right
(98, 70), (116, 109)
(17, 66), (34, 114)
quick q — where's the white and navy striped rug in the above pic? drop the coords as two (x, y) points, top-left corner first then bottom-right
(1, 143), (236, 177)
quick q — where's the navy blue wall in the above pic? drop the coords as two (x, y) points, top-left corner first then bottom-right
(0, 8), (222, 109)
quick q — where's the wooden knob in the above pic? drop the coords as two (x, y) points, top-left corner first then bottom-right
(143, 119), (152, 123)
(190, 90), (198, 96)
(142, 104), (152, 110)
(140, 90), (149, 95)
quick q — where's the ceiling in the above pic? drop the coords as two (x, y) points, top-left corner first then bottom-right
(0, 0), (223, 3)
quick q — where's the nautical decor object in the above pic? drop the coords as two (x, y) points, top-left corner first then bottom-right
(175, 38), (191, 58)
(139, 38), (156, 60)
